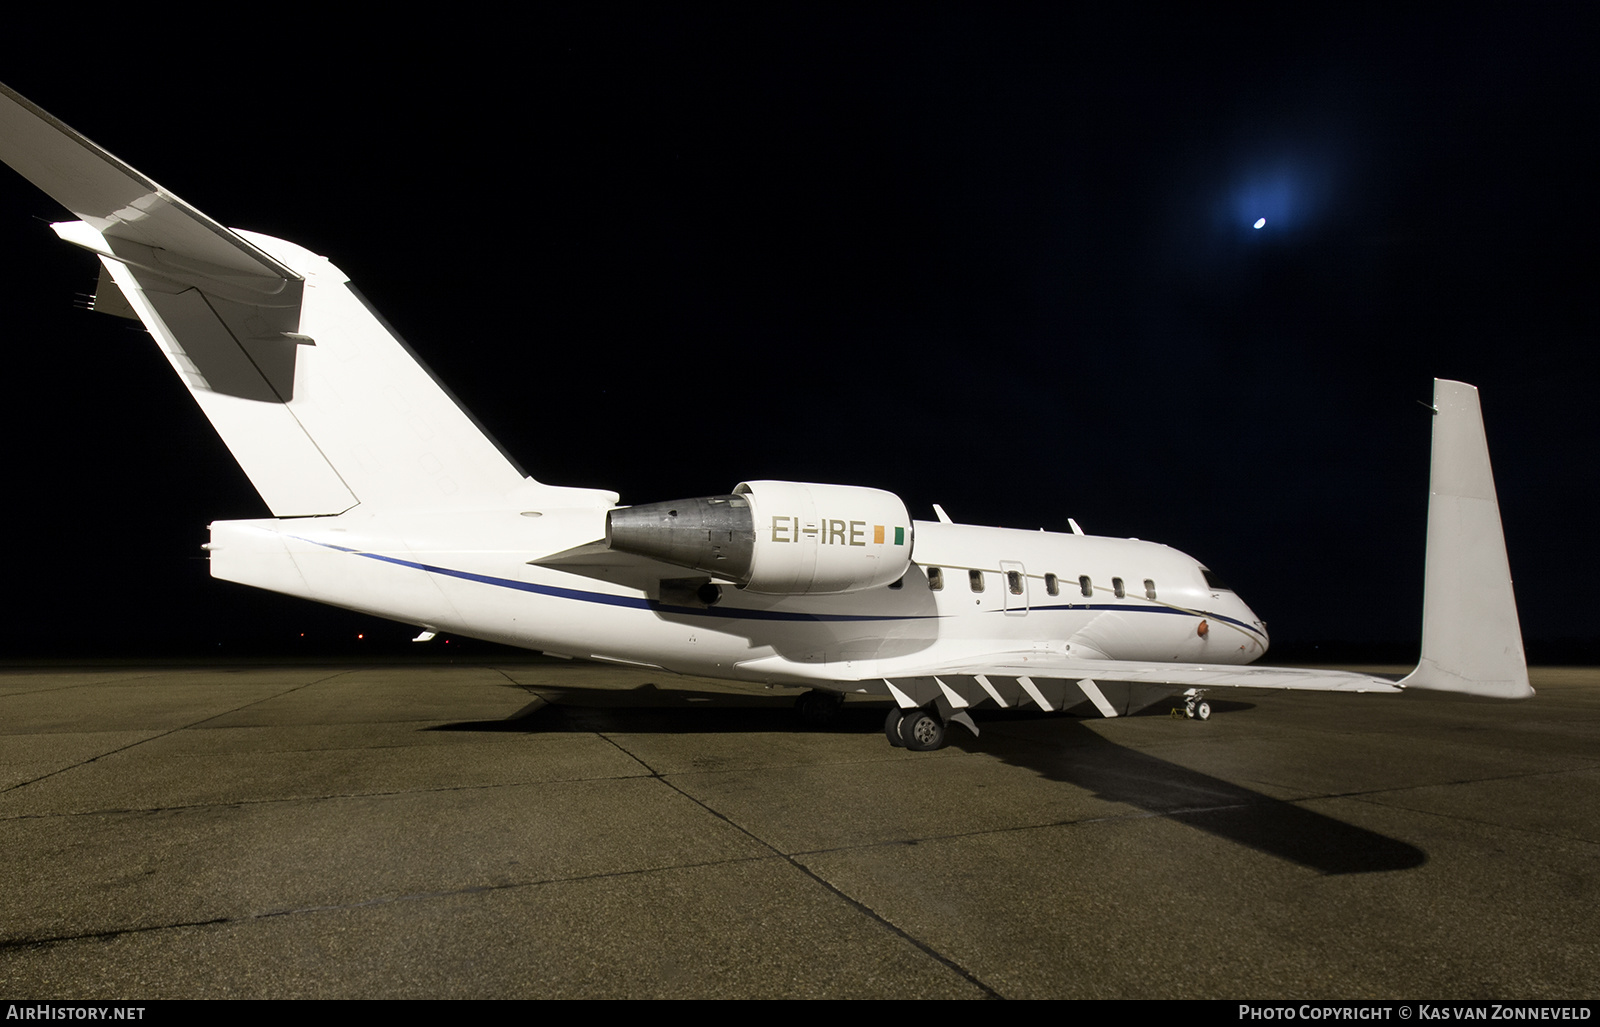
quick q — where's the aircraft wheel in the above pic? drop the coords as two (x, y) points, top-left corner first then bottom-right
(884, 707), (907, 747)
(1194, 699), (1212, 721)
(900, 709), (947, 751)
(795, 690), (844, 727)
(1183, 698), (1197, 719)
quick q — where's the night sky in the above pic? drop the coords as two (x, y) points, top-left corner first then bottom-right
(0, 9), (1592, 661)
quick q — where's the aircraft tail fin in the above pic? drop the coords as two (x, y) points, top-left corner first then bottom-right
(1398, 379), (1532, 699)
(1, 81), (610, 516)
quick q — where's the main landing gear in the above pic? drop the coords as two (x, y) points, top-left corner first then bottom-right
(1182, 689), (1212, 721)
(795, 692), (971, 751)
(886, 705), (982, 750)
(794, 690), (846, 727)
(884, 707), (947, 751)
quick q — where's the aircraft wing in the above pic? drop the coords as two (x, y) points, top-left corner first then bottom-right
(862, 657), (1402, 719)
(735, 646), (1400, 716)
(898, 656), (1401, 693)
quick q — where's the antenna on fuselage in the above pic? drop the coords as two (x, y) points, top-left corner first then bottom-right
(932, 504), (954, 524)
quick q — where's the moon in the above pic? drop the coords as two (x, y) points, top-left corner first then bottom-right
(1253, 217), (1267, 229)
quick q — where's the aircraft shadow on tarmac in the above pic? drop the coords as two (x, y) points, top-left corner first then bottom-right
(432, 687), (1427, 877)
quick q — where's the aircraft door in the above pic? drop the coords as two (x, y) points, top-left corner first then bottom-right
(1000, 560), (1029, 616)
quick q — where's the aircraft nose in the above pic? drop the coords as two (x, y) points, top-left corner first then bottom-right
(1246, 604), (1270, 654)
(1224, 592), (1269, 655)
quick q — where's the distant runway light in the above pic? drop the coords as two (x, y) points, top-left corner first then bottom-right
(1253, 217), (1267, 229)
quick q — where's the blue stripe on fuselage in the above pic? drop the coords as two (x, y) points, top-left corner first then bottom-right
(301, 539), (926, 622)
(1020, 601), (1268, 642)
(300, 538), (1264, 638)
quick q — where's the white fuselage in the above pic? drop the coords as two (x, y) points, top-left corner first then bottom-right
(0, 82), (1530, 742)
(208, 506), (1268, 688)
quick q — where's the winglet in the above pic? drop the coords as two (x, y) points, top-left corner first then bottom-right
(1398, 380), (1532, 699)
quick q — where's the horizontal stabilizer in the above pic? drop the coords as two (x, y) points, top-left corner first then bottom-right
(0, 81), (603, 517)
(0, 82), (297, 284)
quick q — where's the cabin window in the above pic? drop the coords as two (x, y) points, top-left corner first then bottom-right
(1112, 577), (1125, 598)
(1079, 575), (1093, 598)
(1144, 578), (1157, 600)
(969, 569), (985, 592)
(1045, 573), (1059, 596)
(928, 567), (944, 591)
(1007, 570), (1023, 595)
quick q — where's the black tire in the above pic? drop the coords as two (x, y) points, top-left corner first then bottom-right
(900, 709), (947, 751)
(796, 690), (845, 727)
(884, 707), (907, 747)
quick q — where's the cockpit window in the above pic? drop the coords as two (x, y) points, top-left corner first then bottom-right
(1201, 567), (1233, 592)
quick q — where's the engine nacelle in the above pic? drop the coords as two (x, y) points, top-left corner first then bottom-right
(605, 480), (914, 595)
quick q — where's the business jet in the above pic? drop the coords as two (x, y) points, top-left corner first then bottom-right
(0, 82), (1532, 750)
